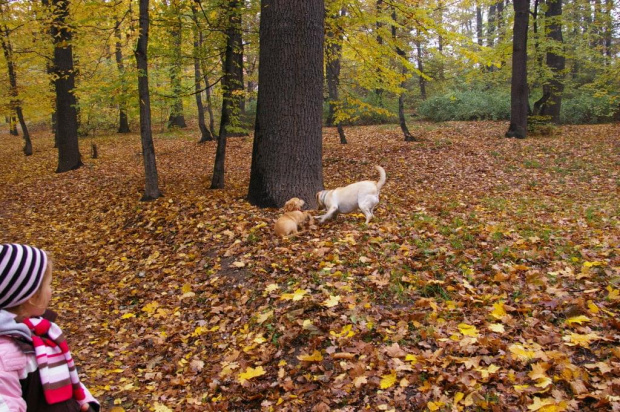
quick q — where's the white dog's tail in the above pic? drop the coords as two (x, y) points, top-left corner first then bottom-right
(375, 165), (386, 191)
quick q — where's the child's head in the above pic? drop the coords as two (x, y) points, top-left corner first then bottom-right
(0, 244), (52, 317)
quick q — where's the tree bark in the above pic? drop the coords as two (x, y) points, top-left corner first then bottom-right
(506, 0), (530, 139)
(46, 0), (82, 172)
(325, 7), (343, 127)
(247, 0), (324, 208)
(191, 4), (213, 143)
(392, 8), (417, 142)
(135, 0), (162, 201)
(115, 20), (131, 133)
(211, 0), (244, 189)
(167, 1), (186, 129)
(0, 14), (32, 155)
(538, 0), (565, 123)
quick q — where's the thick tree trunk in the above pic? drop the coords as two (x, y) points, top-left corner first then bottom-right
(476, 4), (483, 46)
(506, 0), (530, 139)
(247, 0), (324, 208)
(135, 0), (162, 201)
(115, 21), (131, 133)
(211, 0), (244, 189)
(48, 0), (82, 172)
(538, 0), (565, 124)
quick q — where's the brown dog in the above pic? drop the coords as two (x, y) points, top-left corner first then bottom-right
(274, 210), (313, 236)
(282, 197), (305, 212)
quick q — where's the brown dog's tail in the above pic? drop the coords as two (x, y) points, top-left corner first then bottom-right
(375, 165), (386, 191)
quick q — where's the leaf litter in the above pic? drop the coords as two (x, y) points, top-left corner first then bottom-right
(0, 121), (618, 411)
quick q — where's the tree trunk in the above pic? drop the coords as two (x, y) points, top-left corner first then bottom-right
(47, 0), (82, 172)
(0, 19), (32, 155)
(476, 4), (483, 46)
(191, 5), (212, 143)
(415, 35), (427, 101)
(115, 20), (131, 133)
(211, 0), (244, 189)
(168, 3), (186, 129)
(247, 0), (324, 208)
(135, 0), (162, 201)
(325, 8), (344, 128)
(538, 0), (565, 123)
(392, 9), (417, 142)
(9, 115), (18, 136)
(506, 0), (530, 139)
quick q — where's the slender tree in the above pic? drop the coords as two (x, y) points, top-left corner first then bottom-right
(391, 8), (416, 142)
(191, 3), (213, 143)
(506, 0), (530, 138)
(45, 0), (82, 172)
(167, 0), (187, 129)
(115, 19), (131, 133)
(325, 5), (347, 144)
(135, 0), (162, 200)
(0, 8), (32, 155)
(247, 0), (324, 208)
(211, 0), (244, 189)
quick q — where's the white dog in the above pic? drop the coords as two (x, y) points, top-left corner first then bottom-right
(316, 165), (386, 224)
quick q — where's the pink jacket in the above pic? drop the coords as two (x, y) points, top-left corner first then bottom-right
(0, 336), (98, 411)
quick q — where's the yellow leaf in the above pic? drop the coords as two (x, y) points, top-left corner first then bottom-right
(380, 371), (397, 389)
(321, 295), (341, 308)
(297, 350), (323, 362)
(280, 288), (307, 301)
(514, 384), (530, 392)
(121, 313), (135, 319)
(509, 344), (536, 361)
(565, 315), (590, 326)
(458, 323), (479, 337)
(181, 283), (192, 294)
(330, 324), (355, 339)
(238, 366), (266, 383)
(142, 301), (159, 314)
(264, 283), (279, 293)
(563, 332), (601, 348)
(490, 302), (507, 319)
(587, 300), (599, 314)
(405, 354), (418, 365)
(153, 403), (173, 412)
(110, 408), (126, 412)
(427, 401), (445, 411)
(232, 261), (246, 268)
(607, 285), (619, 301)
(527, 397), (568, 412)
(488, 323), (505, 333)
(454, 392), (464, 404)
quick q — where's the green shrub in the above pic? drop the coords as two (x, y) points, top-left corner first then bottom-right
(418, 88), (511, 122)
(560, 91), (615, 124)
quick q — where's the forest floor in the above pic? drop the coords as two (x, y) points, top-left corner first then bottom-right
(0, 121), (619, 412)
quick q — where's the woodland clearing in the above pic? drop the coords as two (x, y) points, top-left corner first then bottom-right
(0, 121), (619, 411)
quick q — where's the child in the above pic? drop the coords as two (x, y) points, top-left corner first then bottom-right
(0, 243), (99, 411)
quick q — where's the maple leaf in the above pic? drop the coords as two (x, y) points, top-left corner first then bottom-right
(527, 397), (568, 412)
(563, 332), (601, 348)
(264, 283), (279, 293)
(380, 371), (397, 389)
(458, 323), (479, 337)
(256, 310), (273, 324)
(427, 401), (445, 411)
(321, 295), (341, 308)
(280, 288), (307, 301)
(565, 315), (590, 326)
(488, 323), (505, 333)
(297, 350), (323, 362)
(238, 366), (266, 383)
(490, 301), (507, 319)
(509, 344), (536, 362)
(153, 403), (173, 412)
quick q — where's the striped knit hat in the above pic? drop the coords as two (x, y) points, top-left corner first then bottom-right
(0, 244), (48, 309)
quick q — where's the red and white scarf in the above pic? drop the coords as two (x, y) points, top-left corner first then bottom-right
(21, 317), (86, 405)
